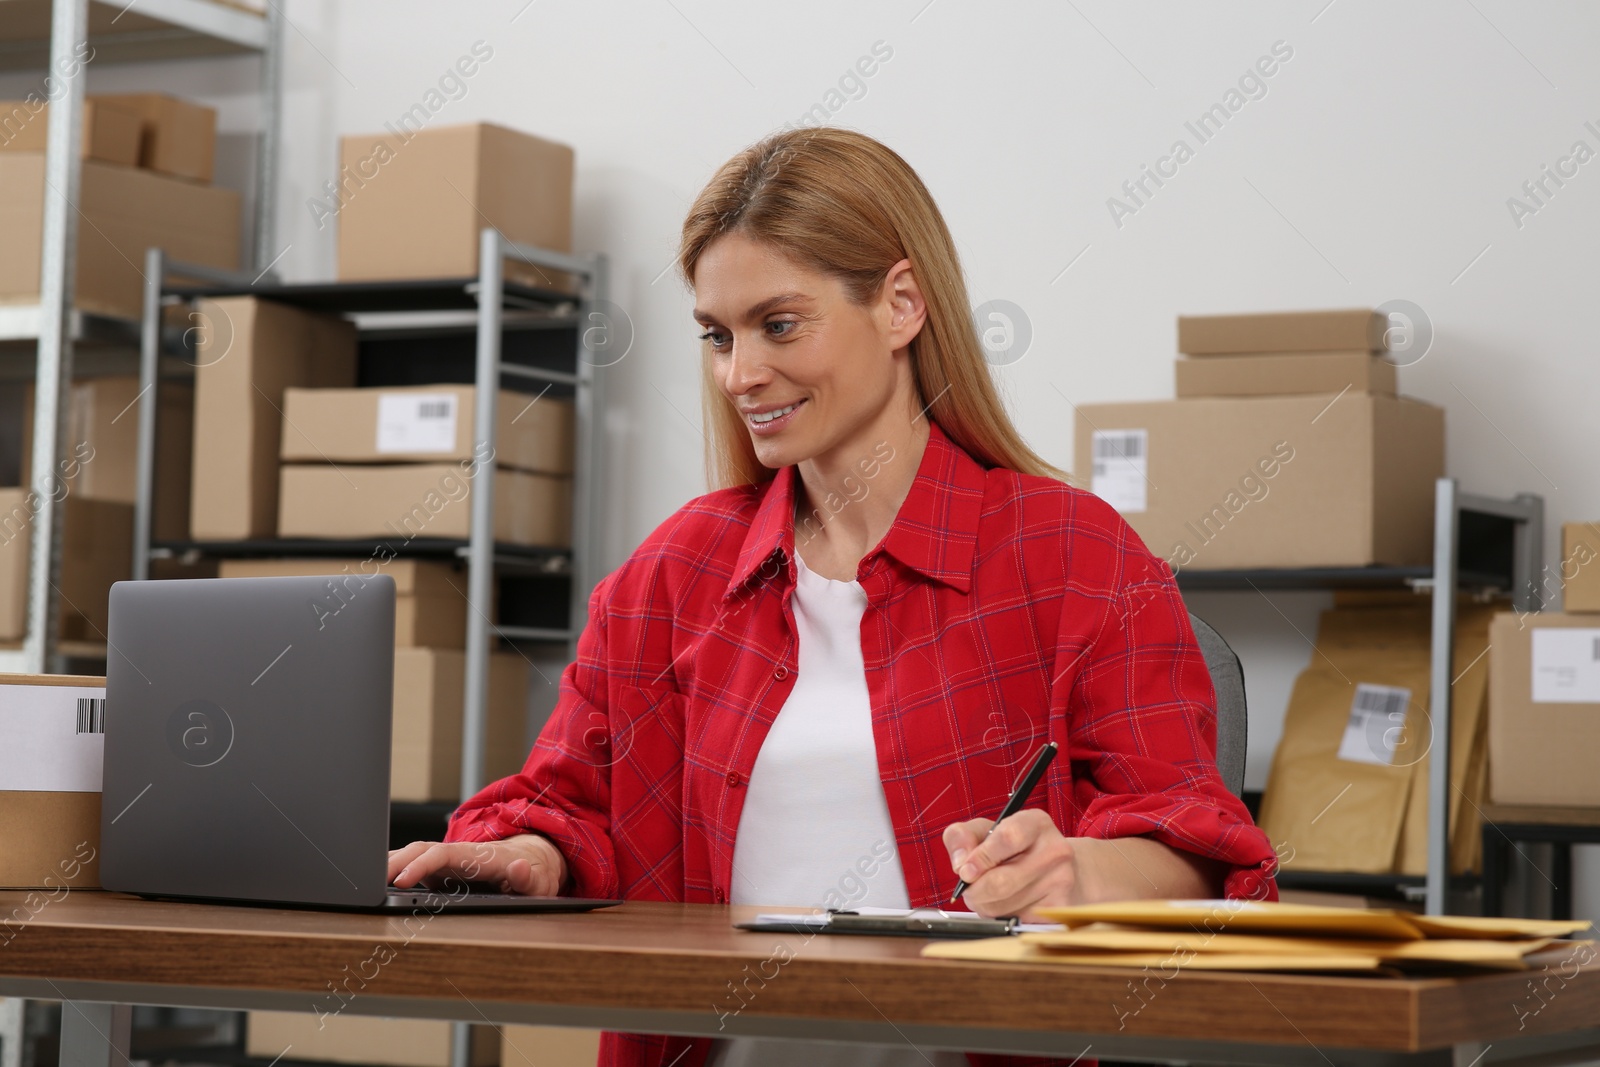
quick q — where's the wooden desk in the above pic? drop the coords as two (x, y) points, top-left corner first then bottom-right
(2, 892), (1599, 1067)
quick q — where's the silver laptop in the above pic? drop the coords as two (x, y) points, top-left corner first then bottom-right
(101, 574), (616, 914)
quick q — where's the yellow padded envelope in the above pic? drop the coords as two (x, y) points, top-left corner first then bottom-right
(1032, 899), (1591, 942)
(923, 938), (1384, 971)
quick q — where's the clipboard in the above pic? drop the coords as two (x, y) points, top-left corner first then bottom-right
(736, 908), (1022, 939)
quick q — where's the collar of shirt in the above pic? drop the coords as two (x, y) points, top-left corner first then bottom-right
(721, 419), (988, 600)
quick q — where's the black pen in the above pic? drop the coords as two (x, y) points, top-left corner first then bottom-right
(949, 741), (1059, 905)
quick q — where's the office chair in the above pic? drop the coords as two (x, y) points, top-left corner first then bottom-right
(1188, 612), (1247, 799)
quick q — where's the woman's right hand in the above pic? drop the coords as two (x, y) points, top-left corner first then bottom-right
(387, 833), (568, 896)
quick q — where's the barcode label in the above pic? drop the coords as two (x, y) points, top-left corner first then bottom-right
(1336, 683), (1412, 766)
(377, 393), (458, 454)
(75, 697), (105, 734)
(1090, 429), (1148, 514)
(1532, 628), (1600, 703)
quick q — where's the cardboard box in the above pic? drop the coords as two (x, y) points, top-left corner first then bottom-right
(0, 99), (142, 165)
(190, 297), (357, 540)
(0, 673), (106, 891)
(1175, 352), (1397, 399)
(500, 1025), (601, 1067)
(0, 155), (240, 320)
(392, 647), (528, 802)
(245, 1012), (499, 1067)
(281, 385), (574, 474)
(1560, 523), (1600, 612)
(90, 93), (217, 182)
(22, 378), (193, 541)
(1178, 309), (1386, 355)
(0, 492), (132, 642)
(1072, 394), (1443, 570)
(218, 558), (471, 649)
(337, 123), (574, 290)
(1258, 602), (1495, 876)
(1488, 612), (1600, 806)
(278, 464), (571, 549)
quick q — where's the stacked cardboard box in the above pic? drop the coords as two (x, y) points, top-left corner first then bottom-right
(2, 375), (192, 641)
(1073, 310), (1443, 571)
(216, 558), (528, 803)
(1258, 593), (1499, 876)
(0, 94), (237, 319)
(0, 673), (106, 890)
(336, 122), (574, 291)
(277, 384), (573, 549)
(1175, 308), (1394, 398)
(245, 1013), (499, 1067)
(189, 297), (358, 540)
(1486, 523), (1600, 806)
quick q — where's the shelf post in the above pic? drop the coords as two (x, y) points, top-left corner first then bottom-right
(1425, 477), (1459, 915)
(132, 248), (165, 582)
(461, 228), (503, 801)
(570, 252), (609, 641)
(254, 1), (284, 272)
(1511, 493), (1545, 614)
(22, 0), (89, 675)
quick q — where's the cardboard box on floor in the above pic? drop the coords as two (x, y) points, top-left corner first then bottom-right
(0, 155), (239, 320)
(0, 673), (106, 890)
(1175, 352), (1397, 399)
(190, 297), (357, 540)
(1177, 309), (1387, 355)
(218, 558), (472, 650)
(278, 464), (571, 549)
(1257, 600), (1497, 876)
(392, 647), (528, 802)
(1561, 522), (1600, 612)
(337, 122), (574, 291)
(245, 1012), (499, 1067)
(1072, 393), (1444, 570)
(90, 93), (217, 183)
(21, 378), (194, 541)
(281, 385), (574, 474)
(500, 1024), (601, 1067)
(0, 99), (142, 165)
(1488, 611), (1600, 806)
(0, 491), (132, 643)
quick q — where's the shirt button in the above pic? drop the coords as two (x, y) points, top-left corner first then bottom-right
(774, 666), (788, 680)
(726, 770), (742, 787)
(714, 887), (726, 904)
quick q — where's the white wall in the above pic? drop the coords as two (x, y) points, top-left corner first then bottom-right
(10, 0), (1598, 911)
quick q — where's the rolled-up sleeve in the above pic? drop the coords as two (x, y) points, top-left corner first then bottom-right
(446, 573), (620, 899)
(1064, 564), (1279, 902)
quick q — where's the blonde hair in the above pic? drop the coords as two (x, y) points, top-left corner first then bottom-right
(678, 127), (1066, 489)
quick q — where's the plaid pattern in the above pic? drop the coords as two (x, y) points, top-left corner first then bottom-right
(449, 420), (1278, 1067)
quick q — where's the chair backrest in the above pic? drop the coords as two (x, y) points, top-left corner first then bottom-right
(1188, 612), (1247, 799)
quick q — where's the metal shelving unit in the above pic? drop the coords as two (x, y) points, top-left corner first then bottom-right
(1177, 480), (1544, 916)
(136, 229), (610, 802)
(3, 0), (281, 677)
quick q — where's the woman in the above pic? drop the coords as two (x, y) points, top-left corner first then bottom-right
(389, 128), (1279, 1067)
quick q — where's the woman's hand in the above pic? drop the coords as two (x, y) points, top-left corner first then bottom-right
(943, 814), (1228, 920)
(387, 833), (568, 897)
(942, 809), (1085, 921)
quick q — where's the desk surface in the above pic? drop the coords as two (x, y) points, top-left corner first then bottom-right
(2, 892), (1598, 1065)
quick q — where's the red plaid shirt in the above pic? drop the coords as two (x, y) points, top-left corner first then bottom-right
(449, 420), (1278, 1067)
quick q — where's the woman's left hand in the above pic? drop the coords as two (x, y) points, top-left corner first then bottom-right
(943, 809), (1092, 920)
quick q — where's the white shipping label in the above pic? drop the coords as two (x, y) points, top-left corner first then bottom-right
(1531, 628), (1600, 703)
(1090, 429), (1148, 514)
(0, 684), (107, 792)
(376, 393), (458, 454)
(1335, 683), (1412, 766)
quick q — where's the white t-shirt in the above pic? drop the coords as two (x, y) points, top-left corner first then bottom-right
(710, 551), (967, 1067)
